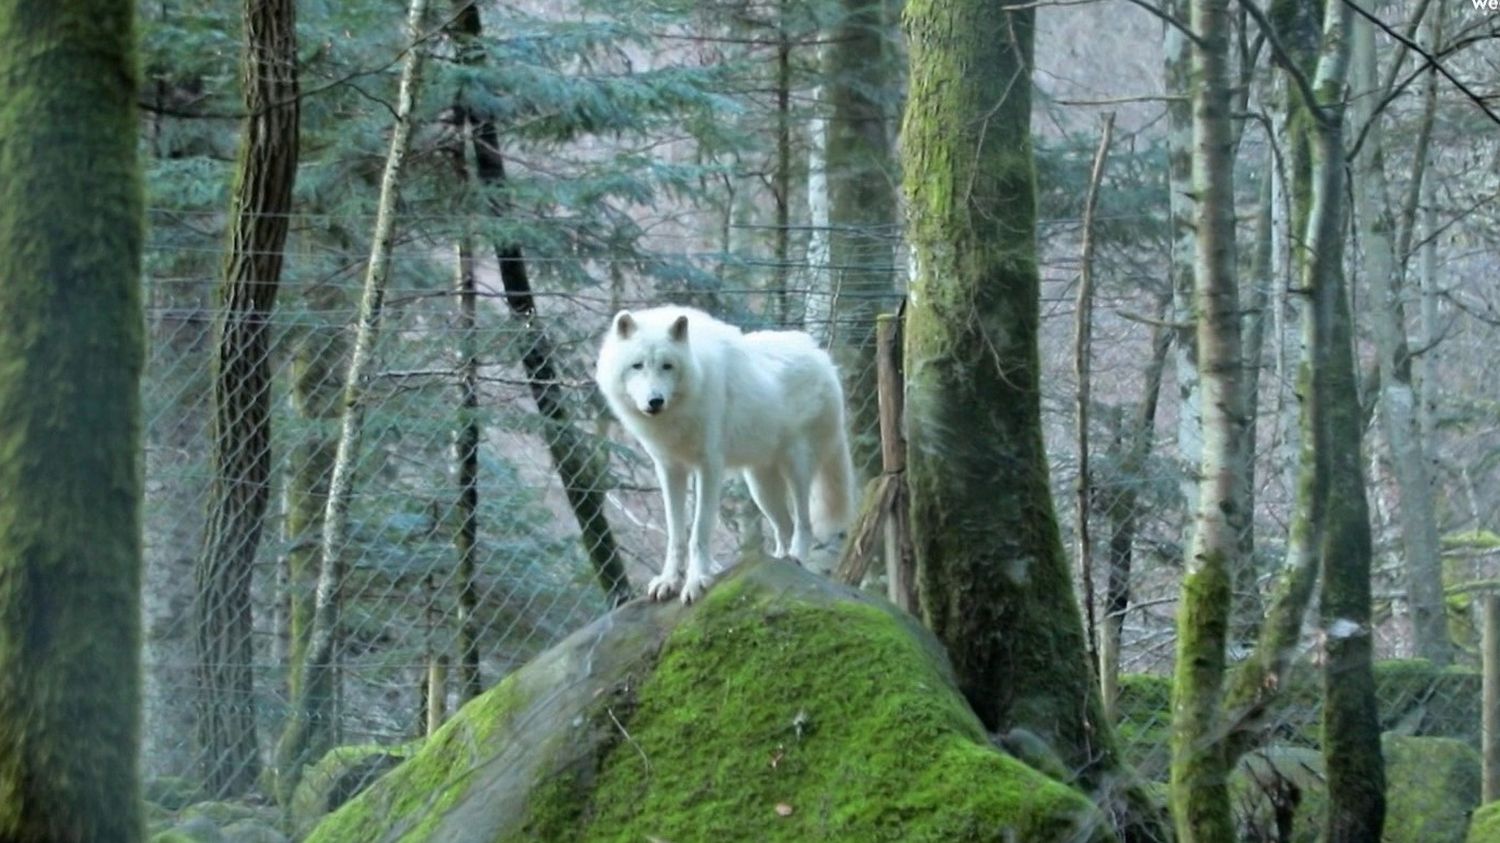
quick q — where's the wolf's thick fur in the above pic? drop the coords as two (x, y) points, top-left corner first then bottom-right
(595, 306), (856, 603)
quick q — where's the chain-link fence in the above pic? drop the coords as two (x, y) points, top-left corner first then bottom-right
(139, 207), (1491, 840)
(139, 208), (905, 810)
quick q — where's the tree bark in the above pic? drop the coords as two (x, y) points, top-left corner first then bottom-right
(275, 275), (347, 805)
(1305, 4), (1386, 838)
(1168, 0), (1246, 838)
(901, 4), (1166, 839)
(452, 234), (484, 702)
(1163, 0), (1202, 520)
(449, 0), (631, 607)
(1100, 298), (1172, 722)
(276, 0), (430, 798)
(0, 1), (145, 838)
(1350, 8), (1449, 666)
(1075, 114), (1116, 675)
(195, 0), (300, 796)
(826, 0), (898, 483)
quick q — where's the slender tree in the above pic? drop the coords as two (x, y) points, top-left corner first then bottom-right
(1100, 298), (1172, 722)
(196, 0), (301, 795)
(448, 0), (631, 606)
(276, 0), (430, 797)
(1168, 0), (1246, 838)
(1350, 6), (1449, 666)
(902, 3), (1165, 839)
(0, 1), (145, 838)
(1163, 0), (1202, 520)
(825, 0), (899, 481)
(1303, 2), (1386, 837)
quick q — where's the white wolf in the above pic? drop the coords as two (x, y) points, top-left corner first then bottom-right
(595, 306), (856, 604)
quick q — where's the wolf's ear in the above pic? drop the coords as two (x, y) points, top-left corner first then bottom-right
(669, 315), (689, 342)
(613, 311), (636, 339)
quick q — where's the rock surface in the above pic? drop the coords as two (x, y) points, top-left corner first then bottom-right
(304, 558), (1113, 842)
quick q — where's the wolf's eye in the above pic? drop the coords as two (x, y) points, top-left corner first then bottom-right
(661, 363), (674, 371)
(631, 362), (644, 370)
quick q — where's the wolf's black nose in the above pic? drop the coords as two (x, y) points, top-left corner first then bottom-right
(647, 396), (664, 412)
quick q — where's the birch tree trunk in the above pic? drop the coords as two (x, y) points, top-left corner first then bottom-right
(1163, 0), (1202, 520)
(195, 0), (300, 796)
(0, 2), (144, 837)
(275, 0), (430, 797)
(1168, 0), (1246, 837)
(1350, 8), (1449, 666)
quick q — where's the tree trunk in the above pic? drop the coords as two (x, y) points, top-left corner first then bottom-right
(452, 235), (484, 702)
(449, 0), (631, 607)
(901, 4), (1165, 839)
(1232, 166), (1273, 645)
(1100, 298), (1172, 722)
(0, 1), (145, 838)
(195, 0), (300, 796)
(1163, 0), (1201, 520)
(276, 0), (430, 797)
(827, 0), (898, 483)
(1351, 7), (1449, 666)
(1306, 4), (1386, 838)
(274, 277), (347, 805)
(1168, 0), (1245, 837)
(1074, 114), (1116, 675)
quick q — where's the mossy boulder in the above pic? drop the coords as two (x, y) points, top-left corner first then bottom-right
(290, 743), (415, 837)
(1234, 735), (1480, 842)
(1469, 801), (1500, 843)
(305, 559), (1114, 842)
(144, 775), (205, 811)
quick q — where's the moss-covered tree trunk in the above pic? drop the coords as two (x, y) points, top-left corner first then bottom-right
(1167, 0), (1245, 838)
(450, 0), (631, 606)
(273, 275), (347, 804)
(0, 1), (145, 838)
(826, 0), (898, 482)
(901, 5), (1165, 840)
(1304, 3), (1385, 838)
(196, 0), (300, 795)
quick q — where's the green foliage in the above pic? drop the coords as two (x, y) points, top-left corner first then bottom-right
(1470, 802), (1500, 843)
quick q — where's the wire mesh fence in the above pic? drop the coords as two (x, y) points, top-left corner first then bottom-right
(138, 208), (1491, 840)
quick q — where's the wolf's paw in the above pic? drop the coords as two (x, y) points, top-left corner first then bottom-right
(680, 569), (715, 605)
(645, 571), (682, 601)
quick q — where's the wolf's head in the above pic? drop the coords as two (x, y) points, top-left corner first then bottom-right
(600, 310), (692, 417)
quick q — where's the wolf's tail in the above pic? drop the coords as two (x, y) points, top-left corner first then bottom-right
(810, 419), (857, 540)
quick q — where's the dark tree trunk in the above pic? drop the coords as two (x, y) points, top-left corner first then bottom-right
(826, 0), (898, 483)
(451, 0), (631, 607)
(195, 0), (300, 796)
(0, 1), (146, 837)
(1304, 5), (1385, 838)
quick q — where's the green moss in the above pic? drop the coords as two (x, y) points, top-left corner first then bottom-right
(1383, 736), (1479, 842)
(1114, 675), (1171, 780)
(1469, 801), (1500, 843)
(1235, 736), (1479, 842)
(517, 576), (1108, 842)
(290, 743), (416, 836)
(305, 675), (532, 843)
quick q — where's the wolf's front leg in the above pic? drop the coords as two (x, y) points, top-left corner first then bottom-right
(682, 457), (724, 604)
(646, 460), (689, 601)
